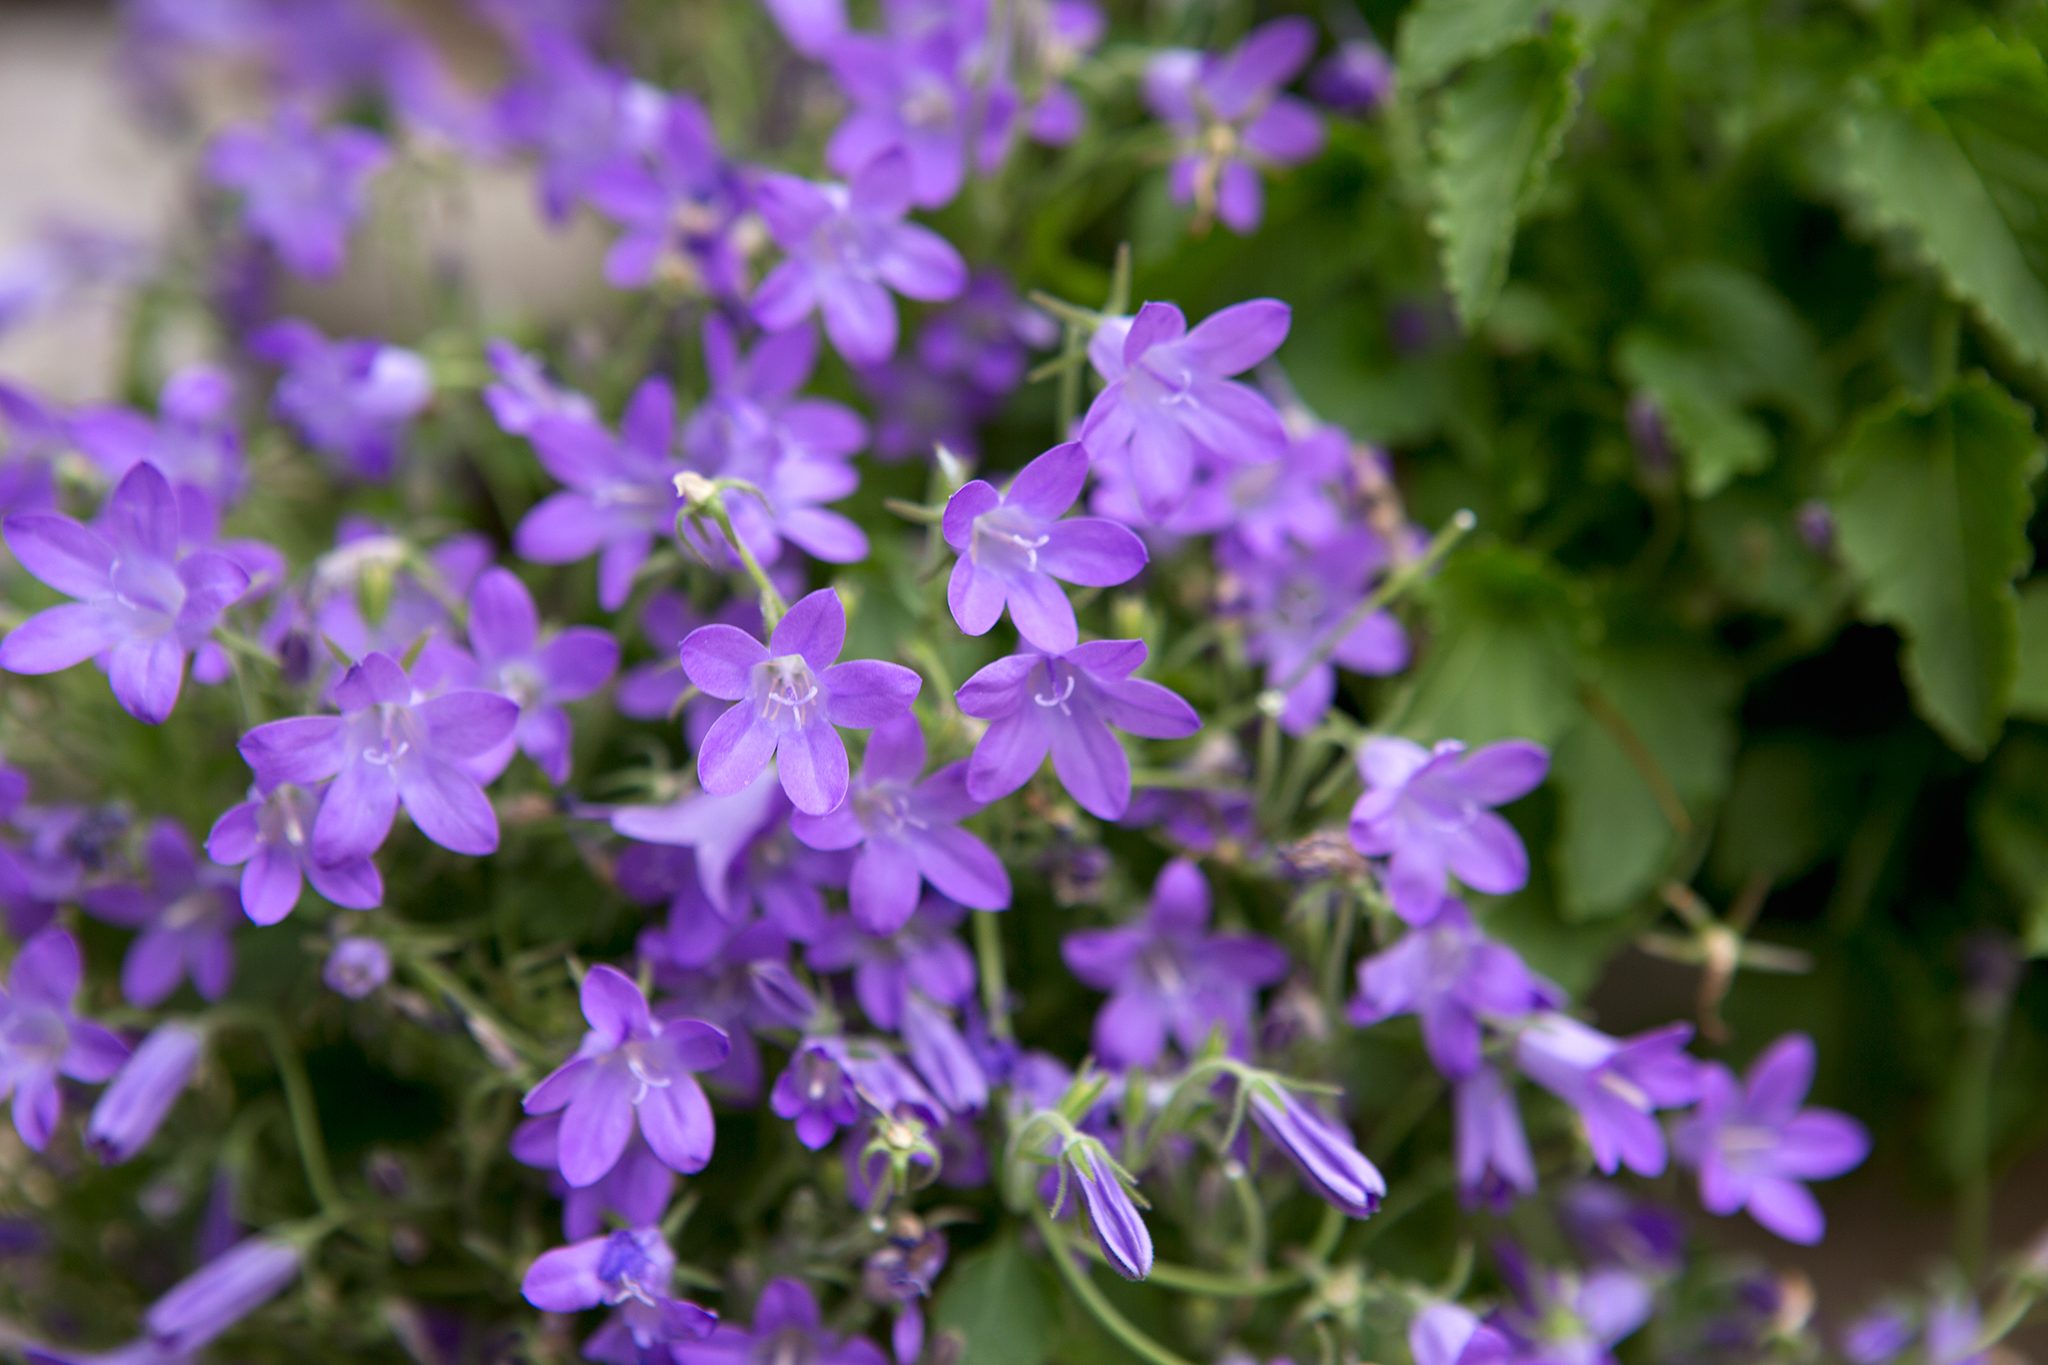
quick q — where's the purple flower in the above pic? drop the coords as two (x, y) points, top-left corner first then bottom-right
(86, 1021), (202, 1165)
(1021, 3), (1104, 144)
(752, 150), (969, 365)
(673, 1277), (887, 1365)
(790, 715), (1008, 933)
(1062, 859), (1284, 1066)
(513, 1115), (676, 1240)
(1410, 1302), (1514, 1365)
(1673, 1032), (1870, 1244)
(1311, 39), (1395, 114)
(772, 1037), (863, 1148)
(206, 782), (384, 925)
(522, 1227), (716, 1357)
(1491, 1245), (1654, 1365)
(1143, 18), (1324, 233)
(145, 1236), (302, 1357)
(83, 821), (239, 1008)
(806, 897), (977, 1031)
(205, 109), (387, 279)
(237, 651), (518, 862)
(460, 567), (618, 783)
(942, 441), (1148, 652)
(902, 994), (988, 1114)
(1081, 299), (1290, 521)
(1248, 1082), (1386, 1218)
(323, 936), (391, 999)
(1223, 529), (1410, 734)
(1513, 1015), (1699, 1178)
(482, 339), (594, 436)
(1057, 1135), (1153, 1280)
(1349, 737), (1550, 925)
(71, 366), (245, 509)
(824, 21), (992, 208)
(497, 31), (666, 223)
(0, 220), (147, 338)
(858, 352), (997, 461)
(680, 588), (923, 816)
(249, 320), (432, 480)
(1348, 902), (1559, 1079)
(583, 94), (748, 295)
(918, 270), (1057, 395)
(1454, 1065), (1537, 1210)
(955, 639), (1201, 820)
(0, 928), (127, 1150)
(516, 375), (684, 611)
(522, 965), (730, 1186)
(0, 462), (252, 723)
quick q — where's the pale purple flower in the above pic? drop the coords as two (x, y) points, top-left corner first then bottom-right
(790, 715), (1007, 933)
(858, 352), (997, 461)
(249, 320), (432, 480)
(0, 220), (147, 338)
(943, 441), (1148, 651)
(1081, 299), (1290, 521)
(805, 897), (977, 1031)
(1349, 737), (1550, 925)
(205, 109), (387, 278)
(680, 588), (923, 816)
(522, 965), (730, 1186)
(515, 375), (684, 611)
(1144, 18), (1325, 233)
(1223, 528), (1408, 733)
(323, 936), (390, 999)
(460, 567), (618, 783)
(86, 1021), (202, 1165)
(583, 93), (748, 295)
(83, 820), (239, 1008)
(145, 1236), (302, 1357)
(1062, 858), (1283, 1066)
(0, 927), (127, 1150)
(497, 30), (666, 223)
(902, 993), (988, 1113)
(772, 1037), (863, 1148)
(1491, 1245), (1654, 1365)
(1248, 1082), (1386, 1218)
(1348, 901), (1559, 1079)
(1022, 3), (1104, 145)
(1057, 1135), (1152, 1280)
(1513, 1015), (1699, 1178)
(237, 651), (518, 862)
(0, 462), (252, 723)
(1454, 1065), (1537, 1210)
(1312, 39), (1395, 114)
(752, 150), (969, 365)
(522, 1227), (716, 1357)
(673, 1277), (887, 1365)
(0, 382), (65, 518)
(1673, 1032), (1870, 1244)
(824, 22), (993, 208)
(206, 782), (383, 925)
(482, 339), (594, 436)
(71, 367), (245, 508)
(919, 271), (1057, 394)
(1844, 1297), (1985, 1365)
(955, 639), (1201, 819)
(1410, 1302), (1514, 1365)
(513, 1115), (676, 1240)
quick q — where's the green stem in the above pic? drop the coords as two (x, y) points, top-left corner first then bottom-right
(400, 954), (552, 1072)
(702, 498), (789, 632)
(974, 909), (1012, 1042)
(1957, 1004), (2007, 1278)
(1032, 1207), (1197, 1365)
(260, 1021), (344, 1218)
(1072, 1239), (1307, 1298)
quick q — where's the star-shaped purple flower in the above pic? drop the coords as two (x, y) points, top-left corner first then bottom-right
(583, 93), (748, 295)
(0, 461), (252, 723)
(71, 366), (245, 509)
(1674, 1032), (1870, 1244)
(1062, 859), (1284, 1067)
(1454, 1064), (1537, 1210)
(679, 588), (922, 816)
(522, 965), (731, 1187)
(83, 820), (239, 1008)
(752, 150), (968, 366)
(789, 715), (1008, 934)
(955, 639), (1200, 820)
(249, 319), (432, 480)
(205, 108), (388, 279)
(206, 782), (385, 925)
(672, 1277), (886, 1365)
(823, 20), (993, 209)
(461, 567), (618, 784)
(1348, 901), (1559, 1079)
(942, 441), (1148, 652)
(522, 1227), (716, 1358)
(1513, 1014), (1699, 1178)
(0, 927), (127, 1150)
(1081, 299), (1290, 522)
(1349, 737), (1549, 925)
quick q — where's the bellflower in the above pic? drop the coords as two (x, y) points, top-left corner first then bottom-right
(71, 366), (245, 508)
(144, 1236), (303, 1357)
(1312, 39), (1396, 114)
(1349, 737), (1550, 925)
(903, 993), (988, 1114)
(1454, 1065), (1537, 1210)
(1248, 1082), (1387, 1218)
(0, 462), (252, 723)
(1143, 18), (1324, 234)
(1061, 859), (1284, 1066)
(1056, 1134), (1153, 1280)
(482, 339), (594, 436)
(522, 1227), (716, 1357)
(823, 20), (992, 208)
(0, 927), (128, 1150)
(1673, 1032), (1871, 1244)
(1348, 902), (1560, 1079)
(206, 782), (383, 924)
(84, 820), (239, 1008)
(1081, 299), (1290, 521)
(673, 1277), (887, 1365)
(680, 588), (923, 816)
(1410, 1302), (1515, 1365)
(237, 651), (518, 863)
(513, 1116), (676, 1241)
(919, 270), (1057, 394)
(942, 441), (1148, 651)
(1021, 2), (1105, 144)
(1491, 1244), (1654, 1365)
(773, 1037), (864, 1148)
(497, 30), (666, 223)
(85, 1021), (203, 1165)
(205, 109), (387, 278)
(583, 93), (748, 295)
(789, 715), (1007, 933)
(955, 639), (1201, 820)
(460, 567), (619, 783)
(1224, 529), (1410, 734)
(1514, 1015), (1700, 1177)
(323, 936), (391, 999)
(516, 375), (685, 610)
(806, 897), (977, 1032)
(752, 150), (969, 365)
(249, 320), (432, 480)
(522, 965), (731, 1186)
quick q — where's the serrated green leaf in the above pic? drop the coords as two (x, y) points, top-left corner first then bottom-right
(1828, 376), (2043, 757)
(1427, 27), (1586, 330)
(1398, 0), (1623, 89)
(1399, 544), (1584, 746)
(2013, 580), (2048, 719)
(1618, 335), (1774, 496)
(1838, 29), (2048, 372)
(931, 1235), (1056, 1365)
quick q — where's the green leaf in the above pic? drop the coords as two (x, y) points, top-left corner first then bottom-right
(1838, 29), (2048, 372)
(1552, 644), (1739, 920)
(1427, 26), (1587, 330)
(931, 1235), (1056, 1365)
(1397, 0), (1622, 89)
(1975, 734), (2048, 955)
(1618, 336), (1773, 495)
(1827, 376), (2042, 757)
(1399, 543), (1585, 747)
(2012, 579), (2048, 720)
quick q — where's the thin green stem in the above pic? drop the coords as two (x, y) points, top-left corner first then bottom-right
(701, 498), (789, 632)
(400, 954), (552, 1072)
(1072, 1239), (1307, 1298)
(1032, 1207), (1196, 1365)
(260, 1021), (344, 1218)
(1957, 1004), (2007, 1278)
(974, 909), (1012, 1042)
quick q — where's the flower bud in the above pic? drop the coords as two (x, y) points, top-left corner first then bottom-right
(86, 1021), (202, 1165)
